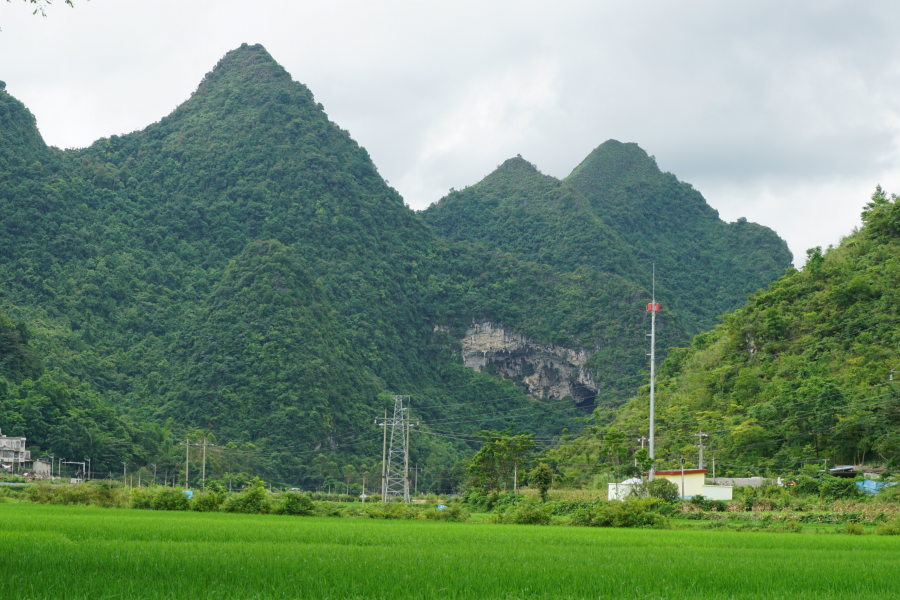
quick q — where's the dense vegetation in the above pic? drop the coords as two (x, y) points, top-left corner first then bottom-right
(424, 144), (793, 335)
(0, 44), (790, 486)
(550, 186), (900, 480)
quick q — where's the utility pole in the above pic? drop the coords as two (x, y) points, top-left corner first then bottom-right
(636, 436), (648, 466)
(712, 455), (716, 481)
(694, 431), (708, 470)
(680, 456), (685, 500)
(404, 403), (411, 503)
(183, 436), (190, 490)
(151, 463), (157, 485)
(121, 462), (127, 489)
(201, 438), (207, 490)
(647, 265), (659, 481)
(380, 409), (387, 501)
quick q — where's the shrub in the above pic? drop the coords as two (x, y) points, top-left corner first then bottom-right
(25, 483), (128, 508)
(192, 492), (224, 512)
(275, 492), (315, 516)
(877, 518), (900, 536)
(845, 522), (866, 535)
(422, 504), (470, 523)
(819, 476), (861, 500)
(490, 499), (552, 525)
(222, 485), (270, 514)
(363, 502), (417, 520)
(151, 489), (190, 511)
(130, 487), (154, 509)
(530, 463), (554, 502)
(572, 498), (669, 529)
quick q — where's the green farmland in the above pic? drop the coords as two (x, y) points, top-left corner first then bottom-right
(2, 504), (899, 599)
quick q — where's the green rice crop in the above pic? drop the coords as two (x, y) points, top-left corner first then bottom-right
(2, 503), (899, 599)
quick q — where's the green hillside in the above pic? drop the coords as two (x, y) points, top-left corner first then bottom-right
(566, 141), (793, 331)
(0, 44), (790, 487)
(423, 145), (792, 336)
(421, 156), (640, 280)
(0, 44), (674, 485)
(554, 186), (900, 479)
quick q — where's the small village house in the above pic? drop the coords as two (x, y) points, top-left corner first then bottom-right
(0, 429), (30, 472)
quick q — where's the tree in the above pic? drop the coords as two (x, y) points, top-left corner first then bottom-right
(601, 426), (628, 483)
(341, 464), (357, 494)
(530, 463), (554, 502)
(634, 448), (653, 476)
(467, 426), (534, 492)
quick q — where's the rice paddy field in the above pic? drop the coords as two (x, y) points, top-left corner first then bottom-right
(2, 504), (899, 599)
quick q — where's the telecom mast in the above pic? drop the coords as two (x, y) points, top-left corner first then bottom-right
(380, 395), (411, 503)
(647, 265), (659, 481)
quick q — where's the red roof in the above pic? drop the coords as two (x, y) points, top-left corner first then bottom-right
(651, 469), (708, 476)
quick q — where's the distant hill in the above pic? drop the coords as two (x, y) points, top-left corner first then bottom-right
(423, 142), (792, 336)
(0, 44), (788, 487)
(565, 140), (793, 331)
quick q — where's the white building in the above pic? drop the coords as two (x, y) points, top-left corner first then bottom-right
(0, 429), (30, 469)
(608, 469), (733, 500)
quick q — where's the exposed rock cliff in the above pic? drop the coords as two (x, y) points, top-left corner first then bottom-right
(457, 321), (600, 406)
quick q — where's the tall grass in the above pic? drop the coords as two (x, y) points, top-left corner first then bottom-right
(1, 503), (899, 599)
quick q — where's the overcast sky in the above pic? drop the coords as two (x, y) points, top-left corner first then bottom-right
(3, 1), (900, 265)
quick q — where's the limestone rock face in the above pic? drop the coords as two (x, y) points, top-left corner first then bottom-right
(458, 321), (599, 406)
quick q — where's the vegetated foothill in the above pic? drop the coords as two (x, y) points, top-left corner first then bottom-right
(553, 186), (900, 481)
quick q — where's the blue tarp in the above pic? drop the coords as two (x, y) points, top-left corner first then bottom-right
(855, 480), (898, 495)
(183, 490), (193, 499)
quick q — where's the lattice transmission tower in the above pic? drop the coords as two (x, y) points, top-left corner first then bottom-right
(379, 395), (411, 503)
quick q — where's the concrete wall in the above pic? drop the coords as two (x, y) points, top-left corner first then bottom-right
(707, 477), (780, 488)
(700, 485), (733, 500)
(608, 483), (635, 501)
(608, 480), (733, 500)
(658, 473), (705, 497)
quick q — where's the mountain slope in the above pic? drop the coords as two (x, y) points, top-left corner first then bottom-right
(422, 156), (640, 280)
(560, 187), (900, 477)
(566, 140), (793, 331)
(0, 44), (782, 487)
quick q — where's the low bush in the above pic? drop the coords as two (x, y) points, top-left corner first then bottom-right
(362, 502), (418, 520)
(151, 489), (190, 511)
(130, 487), (155, 509)
(222, 485), (270, 514)
(571, 498), (669, 529)
(819, 477), (861, 501)
(25, 483), (128, 508)
(192, 492), (224, 512)
(274, 492), (315, 516)
(422, 504), (470, 523)
(493, 499), (552, 526)
(844, 522), (866, 535)
(877, 518), (900, 536)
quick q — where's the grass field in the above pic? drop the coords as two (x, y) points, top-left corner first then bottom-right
(2, 504), (899, 599)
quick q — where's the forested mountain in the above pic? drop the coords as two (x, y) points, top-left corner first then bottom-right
(423, 143), (793, 335)
(549, 187), (900, 481)
(0, 44), (788, 487)
(565, 141), (793, 331)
